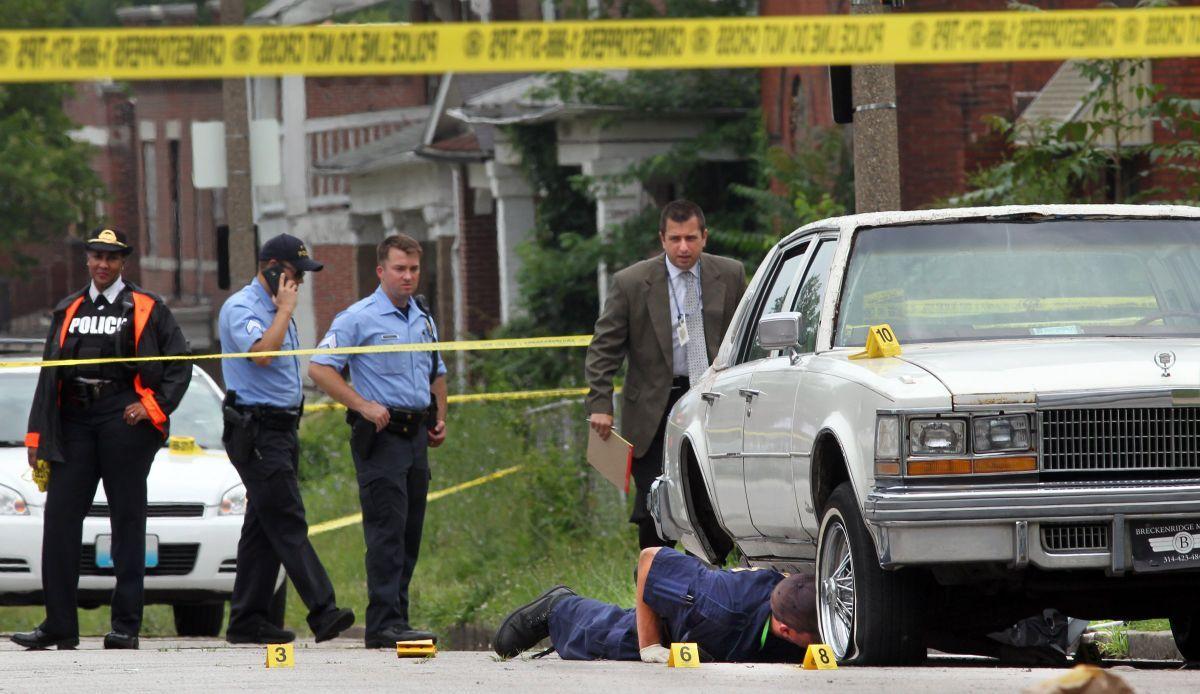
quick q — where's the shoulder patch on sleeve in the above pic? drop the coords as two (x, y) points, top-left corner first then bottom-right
(246, 320), (263, 336)
(317, 333), (337, 349)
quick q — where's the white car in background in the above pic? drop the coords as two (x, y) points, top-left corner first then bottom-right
(651, 205), (1200, 665)
(0, 350), (279, 636)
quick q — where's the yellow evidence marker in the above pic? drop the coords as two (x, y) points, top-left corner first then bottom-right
(667, 643), (700, 668)
(848, 324), (902, 360)
(802, 644), (838, 670)
(396, 639), (437, 658)
(265, 643), (294, 668)
(168, 435), (199, 454)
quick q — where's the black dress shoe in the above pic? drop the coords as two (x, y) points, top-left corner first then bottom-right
(312, 607), (355, 643)
(11, 627), (79, 650)
(493, 585), (577, 658)
(364, 625), (438, 649)
(103, 632), (139, 650)
(226, 622), (296, 644)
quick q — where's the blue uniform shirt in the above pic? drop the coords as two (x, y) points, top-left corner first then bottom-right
(310, 286), (446, 410)
(218, 279), (302, 408)
(643, 548), (787, 661)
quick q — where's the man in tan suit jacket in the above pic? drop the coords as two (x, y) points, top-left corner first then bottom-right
(586, 200), (746, 548)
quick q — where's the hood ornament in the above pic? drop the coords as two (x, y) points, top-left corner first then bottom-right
(1155, 351), (1177, 378)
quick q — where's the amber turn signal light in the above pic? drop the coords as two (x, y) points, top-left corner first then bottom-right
(875, 461), (901, 476)
(972, 456), (1037, 474)
(906, 459), (972, 476)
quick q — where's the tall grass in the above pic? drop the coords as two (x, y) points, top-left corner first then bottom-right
(0, 398), (640, 639)
(290, 398), (639, 639)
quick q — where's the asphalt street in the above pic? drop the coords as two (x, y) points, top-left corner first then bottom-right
(0, 639), (1195, 693)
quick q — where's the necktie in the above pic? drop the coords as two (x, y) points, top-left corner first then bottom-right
(681, 271), (707, 383)
(94, 294), (109, 311)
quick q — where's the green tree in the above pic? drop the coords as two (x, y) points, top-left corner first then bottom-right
(0, 1), (106, 273)
(952, 1), (1200, 206)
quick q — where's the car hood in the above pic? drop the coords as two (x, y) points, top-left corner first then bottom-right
(0, 445), (243, 508)
(894, 338), (1200, 396)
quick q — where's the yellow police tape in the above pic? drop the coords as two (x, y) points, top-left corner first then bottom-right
(304, 386), (590, 411)
(0, 334), (592, 370)
(307, 464), (524, 537)
(3, 8), (1200, 82)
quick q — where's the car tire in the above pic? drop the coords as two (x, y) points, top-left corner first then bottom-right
(268, 581), (288, 628)
(1169, 612), (1200, 660)
(173, 602), (226, 637)
(816, 482), (925, 665)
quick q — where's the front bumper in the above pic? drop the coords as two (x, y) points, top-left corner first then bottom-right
(863, 481), (1200, 573)
(0, 508), (243, 603)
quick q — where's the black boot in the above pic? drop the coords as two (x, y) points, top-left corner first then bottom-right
(492, 585), (576, 658)
(103, 631), (139, 650)
(227, 621), (296, 644)
(11, 627), (79, 650)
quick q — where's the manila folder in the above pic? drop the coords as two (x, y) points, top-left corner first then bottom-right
(587, 427), (634, 493)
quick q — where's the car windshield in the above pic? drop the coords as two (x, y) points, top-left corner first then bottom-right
(836, 218), (1200, 347)
(0, 369), (224, 450)
(171, 373), (224, 450)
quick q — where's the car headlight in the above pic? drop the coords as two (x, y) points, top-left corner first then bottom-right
(972, 415), (1031, 453)
(0, 484), (29, 516)
(909, 419), (967, 456)
(219, 484), (247, 516)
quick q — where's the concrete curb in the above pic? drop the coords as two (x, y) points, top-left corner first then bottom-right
(1126, 630), (1184, 661)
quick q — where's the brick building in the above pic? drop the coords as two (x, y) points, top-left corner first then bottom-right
(761, 0), (1200, 209)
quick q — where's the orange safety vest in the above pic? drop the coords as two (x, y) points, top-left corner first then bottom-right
(44, 292), (168, 438)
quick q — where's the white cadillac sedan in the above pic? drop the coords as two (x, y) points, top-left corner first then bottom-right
(0, 357), (261, 636)
(650, 204), (1200, 665)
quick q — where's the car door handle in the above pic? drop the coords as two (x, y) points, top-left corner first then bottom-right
(700, 392), (722, 404)
(738, 388), (763, 400)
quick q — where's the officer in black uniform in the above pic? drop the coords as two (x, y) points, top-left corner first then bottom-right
(217, 233), (355, 645)
(309, 233), (447, 648)
(14, 228), (190, 651)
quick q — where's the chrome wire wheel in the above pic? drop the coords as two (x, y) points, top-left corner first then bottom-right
(818, 516), (855, 660)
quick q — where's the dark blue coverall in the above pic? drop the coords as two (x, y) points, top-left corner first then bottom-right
(547, 548), (802, 662)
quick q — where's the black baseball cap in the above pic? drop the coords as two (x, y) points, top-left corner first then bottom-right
(85, 227), (133, 255)
(258, 233), (324, 272)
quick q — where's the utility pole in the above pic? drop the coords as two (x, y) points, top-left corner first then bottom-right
(850, 0), (902, 213)
(221, 0), (256, 281)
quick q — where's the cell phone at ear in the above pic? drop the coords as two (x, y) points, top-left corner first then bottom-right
(263, 265), (283, 295)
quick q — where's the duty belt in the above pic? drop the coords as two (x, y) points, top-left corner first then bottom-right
(385, 407), (427, 437)
(232, 403), (302, 430)
(65, 379), (132, 407)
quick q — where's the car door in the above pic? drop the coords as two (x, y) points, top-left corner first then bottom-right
(703, 240), (811, 540)
(744, 238), (838, 542)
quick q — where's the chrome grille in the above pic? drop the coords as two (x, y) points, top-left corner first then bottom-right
(1041, 407), (1200, 473)
(1041, 523), (1110, 553)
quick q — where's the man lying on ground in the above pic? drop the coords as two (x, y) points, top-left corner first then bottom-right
(493, 547), (818, 663)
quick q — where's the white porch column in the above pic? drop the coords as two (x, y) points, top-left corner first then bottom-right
(486, 160), (535, 325)
(583, 158), (643, 309)
(281, 75), (308, 217)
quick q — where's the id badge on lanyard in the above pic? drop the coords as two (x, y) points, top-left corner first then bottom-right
(676, 315), (690, 347)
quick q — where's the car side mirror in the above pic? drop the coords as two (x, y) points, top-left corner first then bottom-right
(757, 312), (805, 352)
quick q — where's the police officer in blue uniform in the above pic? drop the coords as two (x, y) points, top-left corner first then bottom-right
(14, 228), (190, 651)
(309, 233), (447, 649)
(217, 233), (354, 644)
(493, 547), (817, 663)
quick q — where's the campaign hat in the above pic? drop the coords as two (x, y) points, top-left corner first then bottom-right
(85, 227), (133, 255)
